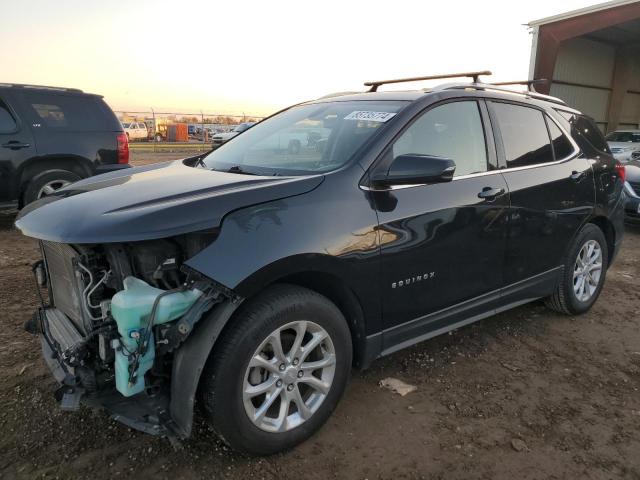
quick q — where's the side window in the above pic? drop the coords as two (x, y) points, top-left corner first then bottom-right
(546, 116), (574, 160)
(492, 103), (552, 168)
(31, 103), (68, 128)
(556, 110), (610, 154)
(19, 93), (107, 131)
(392, 101), (488, 177)
(0, 98), (17, 133)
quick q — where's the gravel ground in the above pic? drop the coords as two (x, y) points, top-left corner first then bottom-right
(1, 153), (639, 479)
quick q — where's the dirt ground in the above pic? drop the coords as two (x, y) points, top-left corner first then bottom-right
(1, 153), (639, 479)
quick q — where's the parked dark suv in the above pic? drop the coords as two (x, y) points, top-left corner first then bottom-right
(15, 72), (626, 455)
(0, 84), (129, 208)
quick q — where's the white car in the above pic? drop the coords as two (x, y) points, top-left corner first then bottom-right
(121, 122), (148, 142)
(605, 130), (640, 162)
(211, 122), (255, 148)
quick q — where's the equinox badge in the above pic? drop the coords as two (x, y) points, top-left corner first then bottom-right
(392, 272), (435, 289)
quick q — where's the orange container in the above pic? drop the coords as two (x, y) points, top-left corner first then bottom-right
(166, 123), (189, 142)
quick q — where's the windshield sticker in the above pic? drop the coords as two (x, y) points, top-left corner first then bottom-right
(344, 111), (397, 122)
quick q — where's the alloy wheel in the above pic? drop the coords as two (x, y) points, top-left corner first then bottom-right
(37, 180), (72, 199)
(242, 320), (336, 433)
(573, 239), (603, 302)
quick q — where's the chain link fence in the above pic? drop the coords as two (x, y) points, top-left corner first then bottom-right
(113, 109), (265, 152)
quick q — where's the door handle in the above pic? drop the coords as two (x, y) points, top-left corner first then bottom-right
(570, 170), (586, 182)
(2, 141), (30, 150)
(477, 187), (505, 200)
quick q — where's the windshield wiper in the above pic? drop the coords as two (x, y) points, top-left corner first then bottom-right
(226, 165), (258, 175)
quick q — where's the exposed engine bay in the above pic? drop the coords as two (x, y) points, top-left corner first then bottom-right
(29, 231), (230, 438)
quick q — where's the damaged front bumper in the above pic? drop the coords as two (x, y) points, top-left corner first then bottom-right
(30, 292), (241, 443)
(32, 306), (176, 437)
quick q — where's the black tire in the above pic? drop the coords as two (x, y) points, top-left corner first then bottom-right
(545, 223), (608, 315)
(287, 140), (301, 154)
(199, 284), (352, 455)
(23, 169), (81, 205)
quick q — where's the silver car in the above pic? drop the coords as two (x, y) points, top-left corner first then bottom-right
(605, 130), (640, 162)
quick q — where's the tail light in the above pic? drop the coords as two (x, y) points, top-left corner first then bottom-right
(116, 133), (129, 164)
(615, 160), (626, 183)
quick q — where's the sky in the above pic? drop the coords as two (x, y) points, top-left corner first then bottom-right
(1, 0), (606, 116)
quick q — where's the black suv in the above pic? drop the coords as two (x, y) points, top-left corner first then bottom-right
(0, 84), (129, 208)
(15, 72), (625, 455)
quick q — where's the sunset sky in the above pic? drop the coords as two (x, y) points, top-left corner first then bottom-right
(2, 0), (603, 117)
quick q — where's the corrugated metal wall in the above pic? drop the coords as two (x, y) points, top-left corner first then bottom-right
(549, 38), (615, 131)
(547, 37), (640, 131)
(620, 56), (640, 128)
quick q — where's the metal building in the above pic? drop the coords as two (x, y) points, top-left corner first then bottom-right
(529, 0), (640, 133)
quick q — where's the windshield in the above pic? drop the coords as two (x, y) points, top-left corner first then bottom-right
(202, 101), (408, 175)
(606, 132), (640, 142)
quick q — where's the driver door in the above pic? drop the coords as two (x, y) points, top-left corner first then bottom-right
(372, 99), (510, 351)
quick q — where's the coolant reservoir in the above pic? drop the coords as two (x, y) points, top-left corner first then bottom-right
(111, 276), (202, 397)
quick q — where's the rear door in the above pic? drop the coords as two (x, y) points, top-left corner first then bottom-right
(488, 101), (593, 300)
(373, 99), (510, 350)
(0, 92), (37, 203)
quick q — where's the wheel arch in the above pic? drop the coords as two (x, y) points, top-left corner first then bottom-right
(17, 155), (92, 205)
(587, 215), (615, 265)
(273, 271), (369, 369)
(169, 264), (375, 438)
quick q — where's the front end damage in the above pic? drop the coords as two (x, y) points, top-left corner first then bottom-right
(26, 233), (239, 442)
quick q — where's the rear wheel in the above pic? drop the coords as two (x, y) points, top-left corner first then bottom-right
(545, 223), (608, 315)
(199, 284), (352, 455)
(23, 169), (81, 205)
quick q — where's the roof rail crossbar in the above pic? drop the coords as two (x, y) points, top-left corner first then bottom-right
(490, 79), (548, 92)
(439, 82), (566, 106)
(364, 70), (492, 92)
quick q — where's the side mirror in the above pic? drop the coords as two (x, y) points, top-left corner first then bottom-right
(372, 154), (456, 188)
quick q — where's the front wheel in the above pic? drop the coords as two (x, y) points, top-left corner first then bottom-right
(545, 223), (608, 315)
(199, 285), (352, 455)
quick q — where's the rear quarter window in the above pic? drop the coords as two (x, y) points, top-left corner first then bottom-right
(18, 92), (110, 132)
(546, 116), (575, 160)
(556, 110), (610, 155)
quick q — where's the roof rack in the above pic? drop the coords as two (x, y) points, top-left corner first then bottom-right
(364, 70), (492, 92)
(437, 81), (566, 106)
(490, 79), (548, 92)
(0, 83), (84, 93)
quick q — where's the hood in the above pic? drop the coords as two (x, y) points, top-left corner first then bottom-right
(15, 160), (323, 244)
(626, 159), (640, 183)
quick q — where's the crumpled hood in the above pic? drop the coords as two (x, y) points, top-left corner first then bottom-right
(15, 160), (323, 244)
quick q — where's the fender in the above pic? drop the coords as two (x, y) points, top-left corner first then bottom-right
(170, 299), (242, 437)
(184, 170), (383, 336)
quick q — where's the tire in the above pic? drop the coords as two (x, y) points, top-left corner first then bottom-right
(199, 284), (352, 455)
(155, 134), (163, 142)
(545, 223), (608, 315)
(23, 169), (81, 205)
(287, 140), (301, 154)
